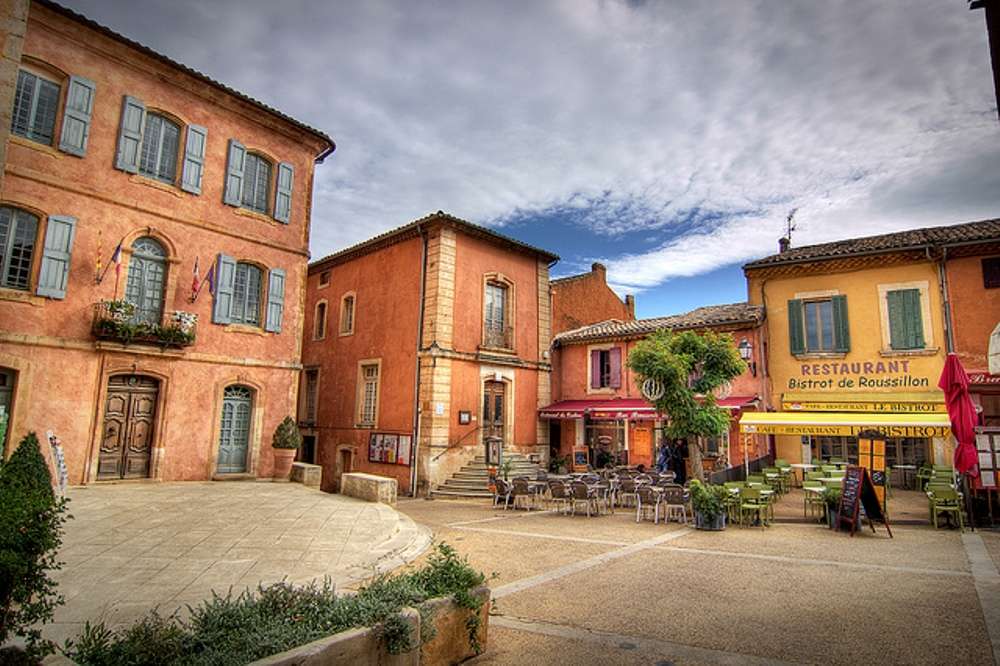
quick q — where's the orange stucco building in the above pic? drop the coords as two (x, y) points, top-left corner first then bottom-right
(299, 212), (557, 495)
(0, 0), (334, 483)
(550, 262), (634, 336)
(544, 303), (769, 476)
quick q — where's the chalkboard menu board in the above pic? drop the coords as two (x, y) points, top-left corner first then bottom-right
(837, 465), (892, 538)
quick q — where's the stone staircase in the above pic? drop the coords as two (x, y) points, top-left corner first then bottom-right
(431, 452), (545, 499)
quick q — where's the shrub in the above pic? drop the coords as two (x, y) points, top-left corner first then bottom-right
(688, 479), (728, 522)
(64, 543), (487, 665)
(0, 432), (70, 660)
(271, 416), (301, 450)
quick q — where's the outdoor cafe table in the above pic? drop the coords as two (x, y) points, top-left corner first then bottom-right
(818, 476), (844, 486)
(788, 462), (817, 485)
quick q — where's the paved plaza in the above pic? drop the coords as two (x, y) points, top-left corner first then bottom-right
(45, 482), (431, 649)
(397, 497), (1000, 666)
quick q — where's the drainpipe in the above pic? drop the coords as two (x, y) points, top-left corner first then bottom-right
(410, 224), (428, 497)
(930, 246), (956, 353)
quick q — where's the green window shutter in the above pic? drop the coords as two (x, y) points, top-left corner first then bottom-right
(832, 295), (850, 352)
(115, 96), (145, 172)
(212, 254), (236, 324)
(36, 215), (77, 299)
(58, 75), (96, 157)
(223, 139), (246, 206)
(787, 299), (805, 355)
(180, 124), (207, 194)
(888, 289), (924, 350)
(264, 268), (286, 333)
(273, 162), (293, 223)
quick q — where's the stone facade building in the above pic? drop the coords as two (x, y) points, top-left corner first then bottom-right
(0, 0), (334, 483)
(544, 303), (768, 474)
(299, 212), (557, 496)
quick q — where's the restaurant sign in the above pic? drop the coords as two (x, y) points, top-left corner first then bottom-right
(968, 372), (1000, 386)
(741, 423), (950, 438)
(786, 358), (933, 391)
(782, 398), (946, 414)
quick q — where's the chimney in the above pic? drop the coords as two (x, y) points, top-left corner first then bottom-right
(625, 294), (635, 319)
(778, 237), (791, 253)
(591, 262), (607, 281)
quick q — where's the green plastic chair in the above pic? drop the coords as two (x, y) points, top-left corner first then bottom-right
(739, 487), (768, 528)
(928, 488), (964, 530)
(916, 464), (934, 490)
(802, 480), (825, 518)
(821, 465), (838, 476)
(747, 473), (766, 486)
(805, 471), (826, 482)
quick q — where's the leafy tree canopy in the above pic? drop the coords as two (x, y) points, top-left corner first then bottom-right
(626, 329), (746, 441)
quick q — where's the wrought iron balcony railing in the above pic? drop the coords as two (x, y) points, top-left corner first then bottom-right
(483, 325), (513, 351)
(92, 300), (197, 348)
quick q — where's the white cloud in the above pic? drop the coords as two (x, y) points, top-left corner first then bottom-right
(67, 0), (1000, 287)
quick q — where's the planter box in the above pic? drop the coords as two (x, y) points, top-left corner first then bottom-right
(250, 587), (491, 666)
(694, 511), (726, 531)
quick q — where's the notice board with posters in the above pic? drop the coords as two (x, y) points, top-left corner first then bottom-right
(368, 433), (411, 466)
(975, 430), (999, 489)
(837, 465), (892, 537)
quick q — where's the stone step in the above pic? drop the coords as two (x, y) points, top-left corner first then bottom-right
(431, 489), (494, 499)
(438, 481), (491, 491)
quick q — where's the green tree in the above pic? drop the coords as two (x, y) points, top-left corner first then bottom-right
(627, 330), (746, 482)
(0, 432), (70, 659)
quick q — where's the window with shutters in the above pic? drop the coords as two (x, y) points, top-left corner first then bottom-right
(340, 292), (355, 335)
(0, 207), (39, 291)
(788, 294), (849, 355)
(241, 153), (272, 214)
(482, 274), (514, 350)
(302, 368), (319, 424)
(318, 271), (331, 288)
(138, 113), (181, 184)
(877, 282), (932, 353)
(314, 300), (327, 340)
(357, 360), (381, 427)
(11, 69), (60, 146)
(588, 344), (622, 392)
(231, 262), (263, 326)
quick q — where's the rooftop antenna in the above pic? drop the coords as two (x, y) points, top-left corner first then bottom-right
(778, 208), (797, 253)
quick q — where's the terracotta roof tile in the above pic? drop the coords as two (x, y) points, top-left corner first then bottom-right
(554, 302), (763, 345)
(744, 218), (1000, 269)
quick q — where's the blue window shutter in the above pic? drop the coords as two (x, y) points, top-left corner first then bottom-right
(223, 139), (246, 206)
(832, 295), (850, 353)
(36, 215), (77, 299)
(115, 95), (145, 172)
(58, 75), (96, 157)
(212, 254), (237, 324)
(265, 268), (286, 333)
(273, 162), (294, 223)
(180, 124), (207, 194)
(787, 299), (805, 355)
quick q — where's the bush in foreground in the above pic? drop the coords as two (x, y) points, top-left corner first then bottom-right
(0, 432), (70, 660)
(64, 543), (487, 666)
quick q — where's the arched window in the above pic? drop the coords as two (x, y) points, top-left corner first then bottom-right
(242, 154), (272, 214)
(0, 206), (39, 291)
(218, 385), (253, 474)
(124, 237), (167, 325)
(231, 262), (263, 326)
(138, 113), (181, 184)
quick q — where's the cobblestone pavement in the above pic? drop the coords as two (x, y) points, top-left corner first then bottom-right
(45, 482), (430, 649)
(397, 497), (1000, 666)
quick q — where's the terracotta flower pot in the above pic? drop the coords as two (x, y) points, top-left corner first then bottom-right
(272, 447), (297, 481)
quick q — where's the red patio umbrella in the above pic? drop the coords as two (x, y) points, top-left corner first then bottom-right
(937, 353), (980, 478)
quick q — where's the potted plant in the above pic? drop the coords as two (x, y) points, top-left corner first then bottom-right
(548, 454), (568, 475)
(822, 487), (841, 529)
(689, 479), (728, 530)
(271, 416), (301, 481)
(499, 457), (514, 481)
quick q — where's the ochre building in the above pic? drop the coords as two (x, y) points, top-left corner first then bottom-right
(0, 0), (334, 482)
(299, 212), (557, 495)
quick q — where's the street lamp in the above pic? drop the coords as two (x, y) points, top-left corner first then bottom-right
(738, 338), (757, 377)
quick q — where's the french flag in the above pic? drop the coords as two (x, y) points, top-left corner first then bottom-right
(110, 242), (123, 277)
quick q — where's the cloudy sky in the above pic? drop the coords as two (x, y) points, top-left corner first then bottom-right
(68, 0), (1000, 317)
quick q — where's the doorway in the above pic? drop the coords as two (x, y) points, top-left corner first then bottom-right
(334, 446), (352, 491)
(483, 380), (506, 460)
(98, 375), (159, 480)
(217, 385), (253, 474)
(298, 434), (316, 464)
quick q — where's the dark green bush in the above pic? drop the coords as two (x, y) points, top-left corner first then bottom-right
(64, 543), (486, 665)
(0, 432), (70, 660)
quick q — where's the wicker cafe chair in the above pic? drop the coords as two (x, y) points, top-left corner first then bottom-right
(493, 478), (512, 510)
(661, 486), (688, 525)
(618, 479), (639, 508)
(570, 480), (600, 517)
(511, 477), (537, 511)
(548, 480), (572, 514)
(635, 485), (662, 523)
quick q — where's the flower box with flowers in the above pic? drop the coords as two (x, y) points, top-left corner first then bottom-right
(92, 300), (197, 348)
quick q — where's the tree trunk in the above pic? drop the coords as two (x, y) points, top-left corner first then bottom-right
(689, 439), (705, 482)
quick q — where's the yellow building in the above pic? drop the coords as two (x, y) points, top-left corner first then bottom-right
(741, 232), (955, 484)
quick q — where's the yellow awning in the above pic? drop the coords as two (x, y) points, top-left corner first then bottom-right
(781, 391), (945, 413)
(739, 411), (951, 438)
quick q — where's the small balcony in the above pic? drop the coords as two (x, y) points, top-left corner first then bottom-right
(92, 300), (197, 349)
(482, 325), (513, 352)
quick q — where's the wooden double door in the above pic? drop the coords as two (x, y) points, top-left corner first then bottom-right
(98, 375), (158, 480)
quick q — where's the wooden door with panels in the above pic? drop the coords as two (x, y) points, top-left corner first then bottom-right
(98, 375), (158, 480)
(483, 380), (506, 463)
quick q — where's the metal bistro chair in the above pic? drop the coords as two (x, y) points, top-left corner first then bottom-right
(636, 485), (662, 523)
(619, 479), (639, 508)
(511, 477), (535, 511)
(570, 480), (601, 517)
(661, 486), (688, 525)
(493, 478), (512, 510)
(547, 480), (572, 514)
